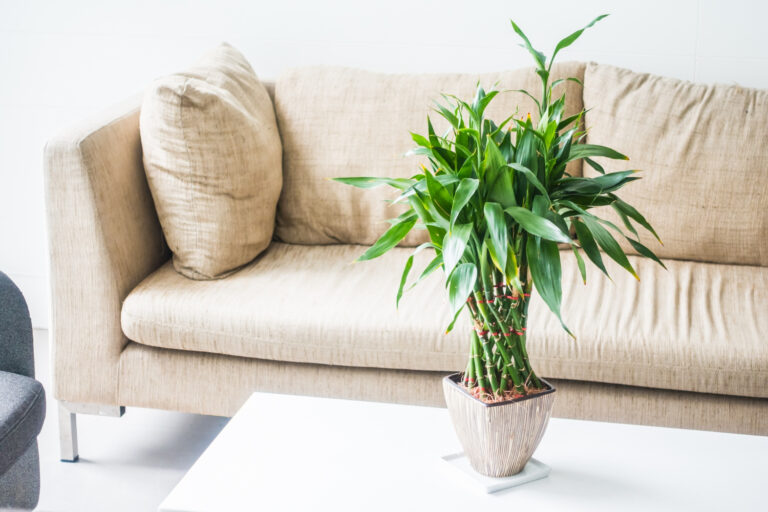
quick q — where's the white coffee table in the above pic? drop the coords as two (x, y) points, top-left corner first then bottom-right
(159, 392), (767, 511)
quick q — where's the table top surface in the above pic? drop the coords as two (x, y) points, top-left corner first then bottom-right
(159, 392), (768, 512)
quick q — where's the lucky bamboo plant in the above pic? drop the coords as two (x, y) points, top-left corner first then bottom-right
(335, 15), (663, 401)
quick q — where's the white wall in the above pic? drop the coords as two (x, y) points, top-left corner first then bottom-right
(2, 0), (767, 328)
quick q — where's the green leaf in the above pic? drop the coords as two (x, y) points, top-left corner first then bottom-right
(395, 242), (434, 307)
(333, 177), (413, 190)
(442, 223), (472, 276)
(407, 192), (434, 224)
(557, 110), (583, 131)
(547, 209), (571, 238)
(508, 162), (549, 200)
(505, 244), (520, 287)
(514, 127), (540, 182)
(582, 216), (639, 280)
(527, 237), (572, 336)
(544, 120), (557, 149)
(554, 171), (638, 197)
(591, 170), (639, 191)
(584, 157), (605, 175)
(426, 224), (445, 248)
(424, 171), (453, 219)
(532, 193), (549, 217)
(457, 153), (476, 180)
(427, 117), (440, 146)
(568, 143), (628, 162)
(560, 195), (615, 209)
(549, 14), (609, 70)
(536, 68), (550, 88)
(396, 255), (414, 308)
(410, 132), (431, 148)
(483, 202), (508, 273)
(485, 237), (503, 274)
(433, 101), (459, 128)
(450, 178), (479, 227)
(445, 94), (480, 129)
(445, 304), (465, 334)
(358, 216), (417, 261)
(551, 77), (584, 89)
(611, 203), (639, 237)
(488, 170), (517, 209)
(482, 139), (516, 208)
(474, 88), (499, 118)
(505, 206), (571, 243)
(573, 218), (609, 278)
(433, 146), (457, 172)
(483, 134), (506, 177)
(448, 263), (477, 315)
(571, 245), (587, 284)
(510, 88), (541, 113)
(510, 19), (546, 70)
(407, 253), (443, 291)
(497, 128), (515, 160)
(627, 238), (667, 270)
(611, 195), (662, 244)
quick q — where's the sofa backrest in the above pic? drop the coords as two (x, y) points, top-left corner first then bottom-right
(584, 62), (768, 267)
(273, 62), (586, 247)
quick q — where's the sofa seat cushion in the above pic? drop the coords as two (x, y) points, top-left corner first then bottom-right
(536, 256), (768, 399)
(122, 243), (768, 398)
(0, 371), (45, 476)
(123, 243), (467, 371)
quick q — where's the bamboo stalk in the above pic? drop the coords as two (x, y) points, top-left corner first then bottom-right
(471, 333), (488, 396)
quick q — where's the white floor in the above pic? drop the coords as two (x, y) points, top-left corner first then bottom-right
(32, 330), (229, 512)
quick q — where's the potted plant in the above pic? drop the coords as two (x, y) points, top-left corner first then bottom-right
(335, 15), (663, 478)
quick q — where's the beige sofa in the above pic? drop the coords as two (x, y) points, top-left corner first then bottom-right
(44, 60), (768, 460)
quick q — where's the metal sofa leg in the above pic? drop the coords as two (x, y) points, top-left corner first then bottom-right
(58, 403), (78, 462)
(58, 401), (126, 462)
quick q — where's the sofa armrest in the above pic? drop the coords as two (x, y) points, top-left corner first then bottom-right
(44, 95), (169, 405)
(0, 272), (34, 378)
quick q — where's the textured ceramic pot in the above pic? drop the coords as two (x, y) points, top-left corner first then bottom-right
(442, 373), (556, 477)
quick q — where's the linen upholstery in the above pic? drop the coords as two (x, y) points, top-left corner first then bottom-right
(0, 272), (34, 378)
(122, 243), (768, 399)
(0, 443), (40, 510)
(0, 372), (45, 477)
(122, 243), (468, 372)
(274, 62), (585, 246)
(0, 272), (43, 510)
(117, 342), (768, 435)
(46, 60), (768, 438)
(533, 254), (768, 399)
(44, 95), (170, 405)
(140, 43), (282, 279)
(583, 62), (768, 266)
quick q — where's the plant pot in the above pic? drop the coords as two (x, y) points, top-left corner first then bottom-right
(442, 373), (556, 478)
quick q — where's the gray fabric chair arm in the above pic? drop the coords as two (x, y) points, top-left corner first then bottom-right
(0, 272), (43, 510)
(0, 272), (34, 379)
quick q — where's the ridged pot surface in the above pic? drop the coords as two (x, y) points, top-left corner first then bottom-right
(442, 374), (556, 477)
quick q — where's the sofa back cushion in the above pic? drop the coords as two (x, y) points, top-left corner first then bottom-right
(583, 63), (768, 266)
(140, 43), (282, 280)
(274, 62), (585, 246)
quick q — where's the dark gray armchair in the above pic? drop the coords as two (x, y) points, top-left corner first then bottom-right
(0, 272), (45, 510)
